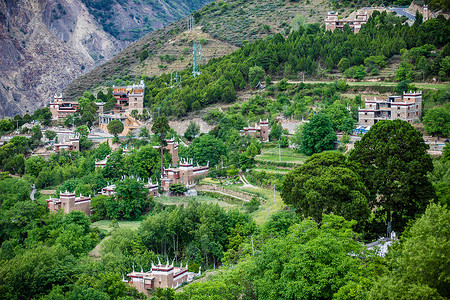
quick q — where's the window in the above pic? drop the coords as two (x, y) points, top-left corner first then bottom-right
(397, 114), (400, 117)
(365, 120), (367, 123)
(365, 113), (368, 115)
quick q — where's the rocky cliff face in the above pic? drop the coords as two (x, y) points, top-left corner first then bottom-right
(0, 0), (211, 117)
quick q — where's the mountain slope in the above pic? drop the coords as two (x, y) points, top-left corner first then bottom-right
(0, 0), (212, 117)
(64, 0), (337, 101)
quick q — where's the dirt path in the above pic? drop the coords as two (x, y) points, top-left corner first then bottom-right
(89, 236), (111, 260)
(239, 175), (257, 189)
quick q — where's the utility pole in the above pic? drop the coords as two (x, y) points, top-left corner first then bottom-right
(278, 144), (281, 162)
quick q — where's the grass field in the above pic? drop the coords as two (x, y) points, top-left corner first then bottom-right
(245, 186), (285, 226)
(255, 147), (308, 164)
(155, 195), (239, 209)
(91, 220), (141, 234)
(253, 168), (290, 174)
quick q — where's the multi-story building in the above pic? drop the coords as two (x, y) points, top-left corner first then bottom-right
(325, 11), (367, 33)
(46, 191), (91, 215)
(126, 262), (191, 296)
(49, 94), (80, 121)
(160, 158), (209, 191)
(358, 91), (422, 126)
(112, 80), (145, 114)
(241, 119), (270, 142)
(50, 94), (105, 122)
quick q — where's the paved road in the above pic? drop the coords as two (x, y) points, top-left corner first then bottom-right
(389, 7), (415, 21)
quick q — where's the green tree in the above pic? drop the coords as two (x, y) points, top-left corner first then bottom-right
(0, 119), (13, 134)
(38, 108), (52, 126)
(248, 66), (265, 87)
(184, 121), (200, 141)
(30, 124), (43, 147)
(349, 120), (435, 233)
(368, 204), (449, 299)
(323, 100), (355, 133)
(140, 49), (149, 62)
(337, 57), (350, 72)
(269, 122), (283, 141)
(45, 130), (57, 141)
(291, 123), (304, 151)
(187, 134), (226, 167)
(107, 120), (124, 137)
(423, 105), (450, 138)
(75, 125), (89, 138)
(301, 113), (337, 156)
(25, 155), (46, 178)
(112, 177), (149, 219)
(95, 141), (111, 160)
(344, 65), (367, 79)
(281, 152), (370, 228)
(0, 245), (77, 299)
(81, 111), (95, 128)
(152, 116), (171, 175)
(169, 183), (187, 196)
(139, 127), (150, 139)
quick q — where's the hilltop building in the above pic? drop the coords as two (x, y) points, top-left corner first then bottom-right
(112, 81), (145, 114)
(126, 261), (196, 295)
(240, 119), (270, 142)
(160, 158), (209, 191)
(98, 81), (145, 135)
(358, 91), (422, 126)
(49, 94), (80, 121)
(50, 94), (104, 122)
(325, 11), (367, 33)
(46, 191), (91, 216)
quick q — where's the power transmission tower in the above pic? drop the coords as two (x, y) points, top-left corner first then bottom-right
(187, 16), (194, 31)
(193, 42), (201, 78)
(170, 71), (182, 88)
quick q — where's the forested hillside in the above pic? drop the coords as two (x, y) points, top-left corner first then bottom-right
(131, 13), (449, 118)
(64, 0), (337, 100)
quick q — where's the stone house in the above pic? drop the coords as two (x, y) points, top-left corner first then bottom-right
(160, 158), (209, 192)
(325, 11), (367, 33)
(126, 262), (192, 296)
(46, 191), (91, 216)
(240, 119), (270, 142)
(358, 91), (422, 126)
(112, 80), (145, 114)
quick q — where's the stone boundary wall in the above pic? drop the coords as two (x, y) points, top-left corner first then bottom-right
(194, 185), (253, 201)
